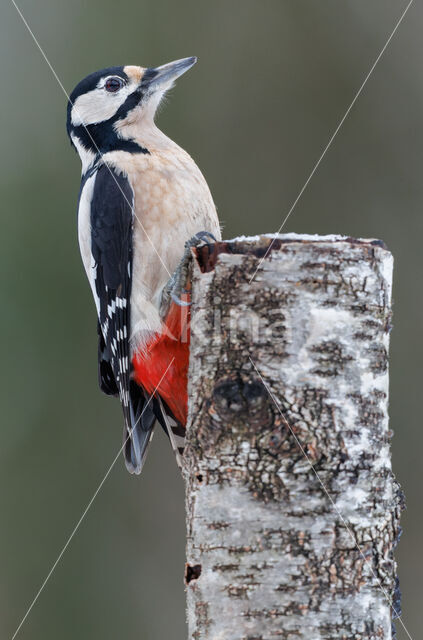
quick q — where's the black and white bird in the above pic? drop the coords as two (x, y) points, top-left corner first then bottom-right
(66, 57), (221, 474)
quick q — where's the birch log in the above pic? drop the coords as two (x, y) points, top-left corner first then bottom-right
(183, 234), (403, 640)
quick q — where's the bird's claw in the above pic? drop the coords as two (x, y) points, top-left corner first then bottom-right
(160, 231), (218, 316)
(185, 231), (217, 249)
(171, 290), (191, 307)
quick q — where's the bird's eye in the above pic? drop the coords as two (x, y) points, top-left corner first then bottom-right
(105, 77), (124, 93)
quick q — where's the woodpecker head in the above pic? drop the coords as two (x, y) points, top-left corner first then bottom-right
(66, 57), (197, 168)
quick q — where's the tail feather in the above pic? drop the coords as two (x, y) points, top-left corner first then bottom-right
(155, 397), (185, 469)
(122, 382), (186, 474)
(123, 381), (156, 475)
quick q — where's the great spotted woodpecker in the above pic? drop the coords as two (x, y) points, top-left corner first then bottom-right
(66, 58), (221, 474)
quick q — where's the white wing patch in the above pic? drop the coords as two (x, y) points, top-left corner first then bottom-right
(78, 173), (100, 314)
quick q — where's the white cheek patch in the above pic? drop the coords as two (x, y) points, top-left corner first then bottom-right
(71, 83), (134, 127)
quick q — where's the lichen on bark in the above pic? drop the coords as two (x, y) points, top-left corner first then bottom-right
(183, 235), (403, 640)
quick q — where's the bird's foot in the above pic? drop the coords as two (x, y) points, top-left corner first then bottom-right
(160, 231), (218, 317)
(186, 231), (217, 248)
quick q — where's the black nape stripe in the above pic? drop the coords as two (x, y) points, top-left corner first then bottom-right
(73, 120), (150, 156)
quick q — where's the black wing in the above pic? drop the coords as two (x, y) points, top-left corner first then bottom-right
(91, 164), (156, 474)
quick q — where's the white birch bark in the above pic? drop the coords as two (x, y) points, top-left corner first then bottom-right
(183, 235), (403, 640)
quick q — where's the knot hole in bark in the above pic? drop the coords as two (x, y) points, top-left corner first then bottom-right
(211, 377), (272, 428)
(185, 563), (202, 585)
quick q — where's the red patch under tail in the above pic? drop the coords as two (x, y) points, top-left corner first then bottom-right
(132, 295), (190, 425)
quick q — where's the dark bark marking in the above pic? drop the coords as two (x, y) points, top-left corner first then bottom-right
(185, 563), (202, 585)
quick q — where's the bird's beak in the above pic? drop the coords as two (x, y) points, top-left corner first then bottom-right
(142, 57), (197, 93)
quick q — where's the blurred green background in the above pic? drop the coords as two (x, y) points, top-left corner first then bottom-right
(1, 1), (421, 638)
